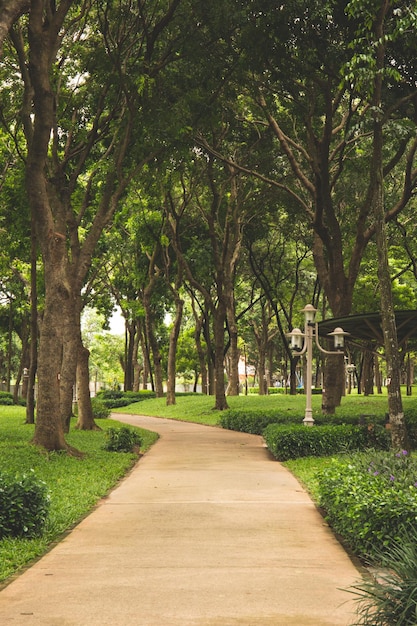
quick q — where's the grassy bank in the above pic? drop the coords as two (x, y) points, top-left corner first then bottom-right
(117, 389), (407, 423)
(0, 409), (158, 584)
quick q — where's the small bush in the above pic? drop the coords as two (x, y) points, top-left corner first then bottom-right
(263, 423), (389, 461)
(0, 471), (50, 539)
(318, 450), (417, 560)
(91, 397), (111, 419)
(0, 391), (14, 405)
(103, 426), (142, 453)
(101, 398), (134, 409)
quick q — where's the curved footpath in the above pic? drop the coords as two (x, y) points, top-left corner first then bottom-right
(0, 415), (363, 625)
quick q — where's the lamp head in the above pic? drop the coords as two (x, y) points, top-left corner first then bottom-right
(327, 326), (349, 349)
(301, 304), (317, 324)
(288, 327), (304, 351)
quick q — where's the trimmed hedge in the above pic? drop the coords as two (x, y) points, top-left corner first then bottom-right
(263, 423), (390, 461)
(318, 450), (417, 560)
(220, 406), (417, 449)
(219, 409), (302, 435)
(0, 471), (50, 539)
(96, 390), (156, 409)
(220, 407), (386, 435)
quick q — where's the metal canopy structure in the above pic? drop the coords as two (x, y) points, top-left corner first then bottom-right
(317, 310), (417, 348)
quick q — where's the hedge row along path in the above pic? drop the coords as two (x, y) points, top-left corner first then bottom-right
(0, 414), (361, 625)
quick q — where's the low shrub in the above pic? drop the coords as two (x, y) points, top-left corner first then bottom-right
(219, 409), (303, 435)
(0, 471), (50, 539)
(0, 391), (14, 405)
(220, 406), (394, 438)
(101, 398), (134, 409)
(91, 397), (111, 419)
(96, 390), (156, 408)
(103, 426), (142, 453)
(263, 423), (389, 461)
(247, 387), (322, 395)
(124, 390), (156, 401)
(318, 450), (417, 560)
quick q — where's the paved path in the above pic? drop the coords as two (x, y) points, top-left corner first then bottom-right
(0, 415), (362, 625)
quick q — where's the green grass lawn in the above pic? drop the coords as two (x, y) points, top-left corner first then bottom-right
(116, 388), (416, 425)
(0, 409), (158, 584)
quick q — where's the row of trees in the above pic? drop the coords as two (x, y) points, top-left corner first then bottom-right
(0, 1), (416, 451)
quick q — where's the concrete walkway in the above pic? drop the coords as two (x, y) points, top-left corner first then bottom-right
(0, 415), (362, 625)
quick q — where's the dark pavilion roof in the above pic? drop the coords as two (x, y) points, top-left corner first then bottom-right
(317, 310), (417, 348)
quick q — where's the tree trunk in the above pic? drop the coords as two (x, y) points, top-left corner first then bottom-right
(226, 305), (239, 396)
(124, 323), (135, 391)
(75, 343), (100, 431)
(31, 246), (69, 451)
(321, 353), (344, 414)
(363, 347), (374, 396)
(194, 316), (208, 395)
(60, 295), (82, 433)
(26, 218), (38, 424)
(143, 293), (164, 396)
(166, 296), (184, 406)
(132, 324), (142, 392)
(213, 304), (228, 410)
(371, 3), (408, 451)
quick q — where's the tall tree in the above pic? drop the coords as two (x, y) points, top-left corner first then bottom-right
(346, 0), (415, 449)
(199, 0), (417, 412)
(11, 0), (196, 449)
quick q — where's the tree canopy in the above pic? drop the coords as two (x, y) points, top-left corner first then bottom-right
(0, 0), (416, 450)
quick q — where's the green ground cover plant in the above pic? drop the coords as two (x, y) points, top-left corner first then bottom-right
(0, 471), (50, 539)
(0, 408), (158, 583)
(103, 426), (142, 452)
(317, 449), (417, 561)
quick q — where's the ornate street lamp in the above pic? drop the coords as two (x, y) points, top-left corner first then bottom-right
(288, 305), (349, 426)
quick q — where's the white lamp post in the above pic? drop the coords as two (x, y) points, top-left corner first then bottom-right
(288, 305), (349, 426)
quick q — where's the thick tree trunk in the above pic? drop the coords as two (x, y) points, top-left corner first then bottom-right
(60, 295), (82, 433)
(321, 353), (344, 414)
(75, 343), (100, 431)
(31, 243), (69, 451)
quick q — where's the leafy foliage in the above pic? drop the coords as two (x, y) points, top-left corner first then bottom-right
(263, 423), (389, 461)
(96, 390), (156, 409)
(0, 471), (50, 539)
(103, 426), (142, 453)
(91, 397), (111, 419)
(318, 450), (417, 560)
